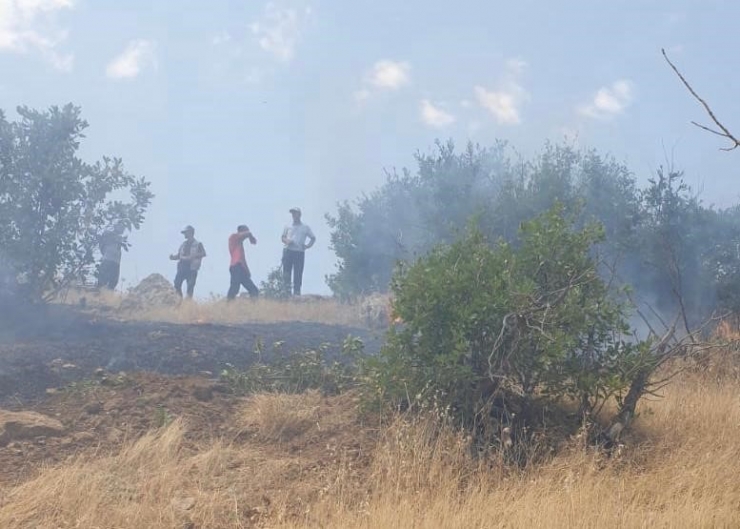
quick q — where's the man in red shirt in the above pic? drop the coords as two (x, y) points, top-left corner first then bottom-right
(227, 224), (259, 300)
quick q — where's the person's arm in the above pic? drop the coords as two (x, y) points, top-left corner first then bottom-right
(237, 229), (256, 244)
(304, 227), (316, 249)
(170, 243), (183, 260)
(281, 227), (290, 246)
(195, 242), (206, 259)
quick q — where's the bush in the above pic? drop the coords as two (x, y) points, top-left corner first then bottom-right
(364, 204), (650, 431)
(259, 264), (289, 300)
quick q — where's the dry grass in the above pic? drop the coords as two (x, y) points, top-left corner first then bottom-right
(2, 368), (740, 528)
(125, 297), (368, 327)
(54, 287), (387, 327)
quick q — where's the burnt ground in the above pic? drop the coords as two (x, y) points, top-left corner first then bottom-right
(0, 304), (385, 405)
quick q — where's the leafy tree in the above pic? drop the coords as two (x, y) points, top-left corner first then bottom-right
(364, 205), (650, 430)
(0, 104), (153, 302)
(326, 138), (740, 331)
(326, 140), (639, 299)
(326, 140), (513, 299)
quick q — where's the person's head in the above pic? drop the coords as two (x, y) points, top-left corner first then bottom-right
(289, 207), (302, 223)
(237, 224), (249, 234)
(181, 225), (195, 240)
(113, 222), (126, 235)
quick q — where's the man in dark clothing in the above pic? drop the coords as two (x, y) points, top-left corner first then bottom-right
(97, 224), (126, 290)
(227, 224), (259, 299)
(170, 225), (206, 298)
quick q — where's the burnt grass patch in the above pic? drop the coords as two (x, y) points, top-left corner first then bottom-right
(0, 305), (384, 404)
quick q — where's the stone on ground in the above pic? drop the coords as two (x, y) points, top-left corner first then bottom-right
(119, 273), (180, 312)
(0, 410), (65, 446)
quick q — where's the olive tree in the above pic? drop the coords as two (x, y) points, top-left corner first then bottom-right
(0, 104), (153, 302)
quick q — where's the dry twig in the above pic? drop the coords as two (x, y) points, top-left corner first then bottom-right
(662, 48), (739, 151)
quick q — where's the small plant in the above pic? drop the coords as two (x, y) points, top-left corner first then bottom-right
(259, 264), (289, 300)
(220, 338), (362, 396)
(153, 405), (173, 428)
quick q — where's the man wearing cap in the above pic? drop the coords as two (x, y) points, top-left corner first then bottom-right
(227, 224), (259, 300)
(170, 225), (207, 299)
(281, 207), (316, 296)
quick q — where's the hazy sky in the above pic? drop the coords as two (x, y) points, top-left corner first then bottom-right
(1, 0), (738, 297)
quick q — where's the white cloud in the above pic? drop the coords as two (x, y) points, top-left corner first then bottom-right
(106, 39), (157, 80)
(353, 59), (411, 104)
(474, 58), (528, 125)
(250, 2), (311, 62)
(578, 80), (634, 120)
(367, 60), (410, 90)
(420, 99), (455, 128)
(0, 0), (74, 70)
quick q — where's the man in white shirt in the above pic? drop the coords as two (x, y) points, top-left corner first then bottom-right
(281, 207), (315, 296)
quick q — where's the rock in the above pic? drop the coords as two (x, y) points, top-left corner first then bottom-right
(119, 273), (180, 312)
(84, 402), (103, 415)
(0, 410), (65, 446)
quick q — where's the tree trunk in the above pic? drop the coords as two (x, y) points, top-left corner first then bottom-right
(605, 368), (650, 443)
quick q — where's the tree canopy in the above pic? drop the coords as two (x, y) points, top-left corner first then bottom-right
(0, 104), (153, 302)
(326, 139), (740, 323)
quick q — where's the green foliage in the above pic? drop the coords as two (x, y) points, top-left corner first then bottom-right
(364, 205), (652, 426)
(0, 104), (153, 302)
(259, 263), (289, 300)
(154, 405), (174, 428)
(220, 336), (365, 395)
(326, 138), (740, 326)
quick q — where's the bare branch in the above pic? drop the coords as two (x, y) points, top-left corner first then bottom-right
(662, 48), (740, 151)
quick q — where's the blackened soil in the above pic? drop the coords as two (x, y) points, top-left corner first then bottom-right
(0, 305), (384, 404)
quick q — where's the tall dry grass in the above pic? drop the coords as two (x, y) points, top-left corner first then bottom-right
(2, 370), (740, 528)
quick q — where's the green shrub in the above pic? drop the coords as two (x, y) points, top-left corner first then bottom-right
(364, 204), (651, 428)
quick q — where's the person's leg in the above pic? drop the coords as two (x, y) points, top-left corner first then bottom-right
(108, 262), (120, 290)
(241, 274), (259, 298)
(174, 264), (186, 297)
(186, 270), (197, 298)
(293, 251), (305, 296)
(96, 261), (110, 289)
(227, 266), (240, 300)
(282, 249), (293, 295)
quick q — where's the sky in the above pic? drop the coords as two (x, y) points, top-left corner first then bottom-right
(1, 0), (738, 297)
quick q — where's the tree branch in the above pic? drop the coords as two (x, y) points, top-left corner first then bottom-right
(662, 48), (740, 151)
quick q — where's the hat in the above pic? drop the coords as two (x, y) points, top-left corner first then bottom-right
(289, 207), (301, 214)
(181, 225), (195, 234)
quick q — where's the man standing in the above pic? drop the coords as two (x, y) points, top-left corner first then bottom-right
(227, 224), (259, 300)
(170, 225), (206, 299)
(97, 223), (126, 290)
(281, 207), (316, 296)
